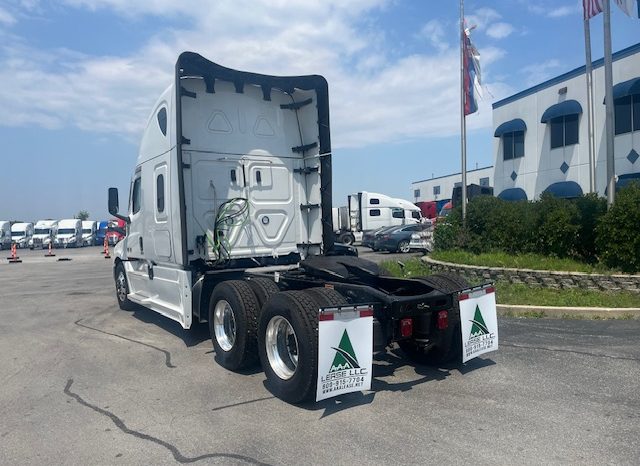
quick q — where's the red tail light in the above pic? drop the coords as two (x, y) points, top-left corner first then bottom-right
(400, 318), (413, 337)
(437, 310), (448, 330)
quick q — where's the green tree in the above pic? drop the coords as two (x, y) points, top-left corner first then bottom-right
(75, 210), (90, 221)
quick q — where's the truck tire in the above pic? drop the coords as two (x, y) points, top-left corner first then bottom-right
(209, 280), (261, 371)
(258, 290), (322, 403)
(305, 287), (348, 308)
(245, 276), (280, 309)
(399, 274), (471, 366)
(114, 262), (133, 311)
(338, 232), (355, 246)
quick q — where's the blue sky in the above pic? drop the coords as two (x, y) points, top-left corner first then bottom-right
(0, 0), (638, 221)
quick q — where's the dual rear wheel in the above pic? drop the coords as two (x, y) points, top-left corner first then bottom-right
(209, 281), (347, 403)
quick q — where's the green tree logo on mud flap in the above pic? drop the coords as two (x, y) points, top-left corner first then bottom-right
(329, 330), (360, 372)
(469, 305), (490, 337)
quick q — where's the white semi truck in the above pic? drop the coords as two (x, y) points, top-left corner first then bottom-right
(11, 222), (33, 249)
(30, 220), (58, 249)
(81, 220), (97, 247)
(0, 221), (11, 250)
(55, 219), (83, 248)
(108, 53), (496, 403)
(333, 191), (422, 245)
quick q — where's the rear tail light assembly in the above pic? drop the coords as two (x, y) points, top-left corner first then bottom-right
(436, 310), (448, 330)
(400, 318), (413, 337)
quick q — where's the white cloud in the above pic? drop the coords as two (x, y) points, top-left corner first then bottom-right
(0, 0), (507, 148)
(0, 7), (16, 25)
(525, 1), (582, 18)
(486, 22), (514, 39)
(465, 8), (501, 31)
(520, 59), (562, 86)
(417, 19), (449, 52)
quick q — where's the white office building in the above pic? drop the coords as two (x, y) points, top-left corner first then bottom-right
(493, 42), (640, 200)
(411, 166), (493, 204)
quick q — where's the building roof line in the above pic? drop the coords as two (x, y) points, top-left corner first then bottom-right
(412, 165), (494, 185)
(492, 41), (640, 109)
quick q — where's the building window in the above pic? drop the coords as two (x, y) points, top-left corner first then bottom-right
(503, 131), (525, 160)
(479, 177), (490, 187)
(614, 94), (640, 135)
(369, 198), (380, 205)
(550, 115), (579, 149)
(433, 186), (440, 195)
(414, 189), (420, 198)
(369, 209), (381, 216)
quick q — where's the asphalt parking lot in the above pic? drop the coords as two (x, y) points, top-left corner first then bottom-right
(1, 247), (639, 465)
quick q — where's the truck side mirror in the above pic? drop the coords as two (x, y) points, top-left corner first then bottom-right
(108, 187), (131, 224)
(108, 187), (119, 215)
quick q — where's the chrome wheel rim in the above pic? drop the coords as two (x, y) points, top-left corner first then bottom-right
(400, 242), (410, 253)
(265, 316), (298, 380)
(116, 271), (128, 303)
(214, 300), (236, 352)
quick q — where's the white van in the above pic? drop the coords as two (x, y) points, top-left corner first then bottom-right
(81, 220), (97, 247)
(11, 222), (34, 249)
(0, 221), (12, 250)
(55, 219), (82, 248)
(30, 220), (58, 249)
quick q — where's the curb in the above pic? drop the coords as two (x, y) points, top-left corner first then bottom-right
(497, 304), (640, 319)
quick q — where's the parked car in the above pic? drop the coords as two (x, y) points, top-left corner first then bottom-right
(362, 225), (403, 250)
(374, 223), (432, 253)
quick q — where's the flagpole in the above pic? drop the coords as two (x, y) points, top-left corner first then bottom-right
(460, 0), (467, 223)
(583, 17), (597, 193)
(603, 0), (616, 206)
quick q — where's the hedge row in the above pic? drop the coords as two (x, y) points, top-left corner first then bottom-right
(433, 183), (640, 273)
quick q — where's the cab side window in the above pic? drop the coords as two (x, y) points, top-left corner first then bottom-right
(132, 177), (142, 214)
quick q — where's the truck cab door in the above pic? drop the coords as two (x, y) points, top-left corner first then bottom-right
(127, 173), (144, 258)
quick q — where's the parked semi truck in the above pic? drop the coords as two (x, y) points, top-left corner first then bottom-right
(11, 222), (33, 249)
(333, 192), (422, 245)
(81, 220), (97, 247)
(30, 220), (58, 249)
(0, 221), (11, 250)
(96, 220), (109, 246)
(108, 53), (497, 403)
(55, 219), (82, 248)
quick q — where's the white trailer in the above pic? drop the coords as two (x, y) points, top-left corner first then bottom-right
(81, 220), (97, 247)
(11, 222), (34, 249)
(55, 219), (82, 248)
(334, 192), (422, 245)
(31, 220), (58, 249)
(107, 53), (496, 403)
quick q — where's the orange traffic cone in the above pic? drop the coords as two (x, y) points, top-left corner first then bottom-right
(44, 242), (56, 257)
(8, 243), (22, 263)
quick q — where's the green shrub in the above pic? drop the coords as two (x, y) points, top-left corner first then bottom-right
(575, 193), (607, 263)
(596, 184), (640, 273)
(534, 193), (580, 258)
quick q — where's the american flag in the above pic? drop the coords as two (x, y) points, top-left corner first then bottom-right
(584, 0), (640, 19)
(583, 0), (604, 19)
(463, 26), (481, 116)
